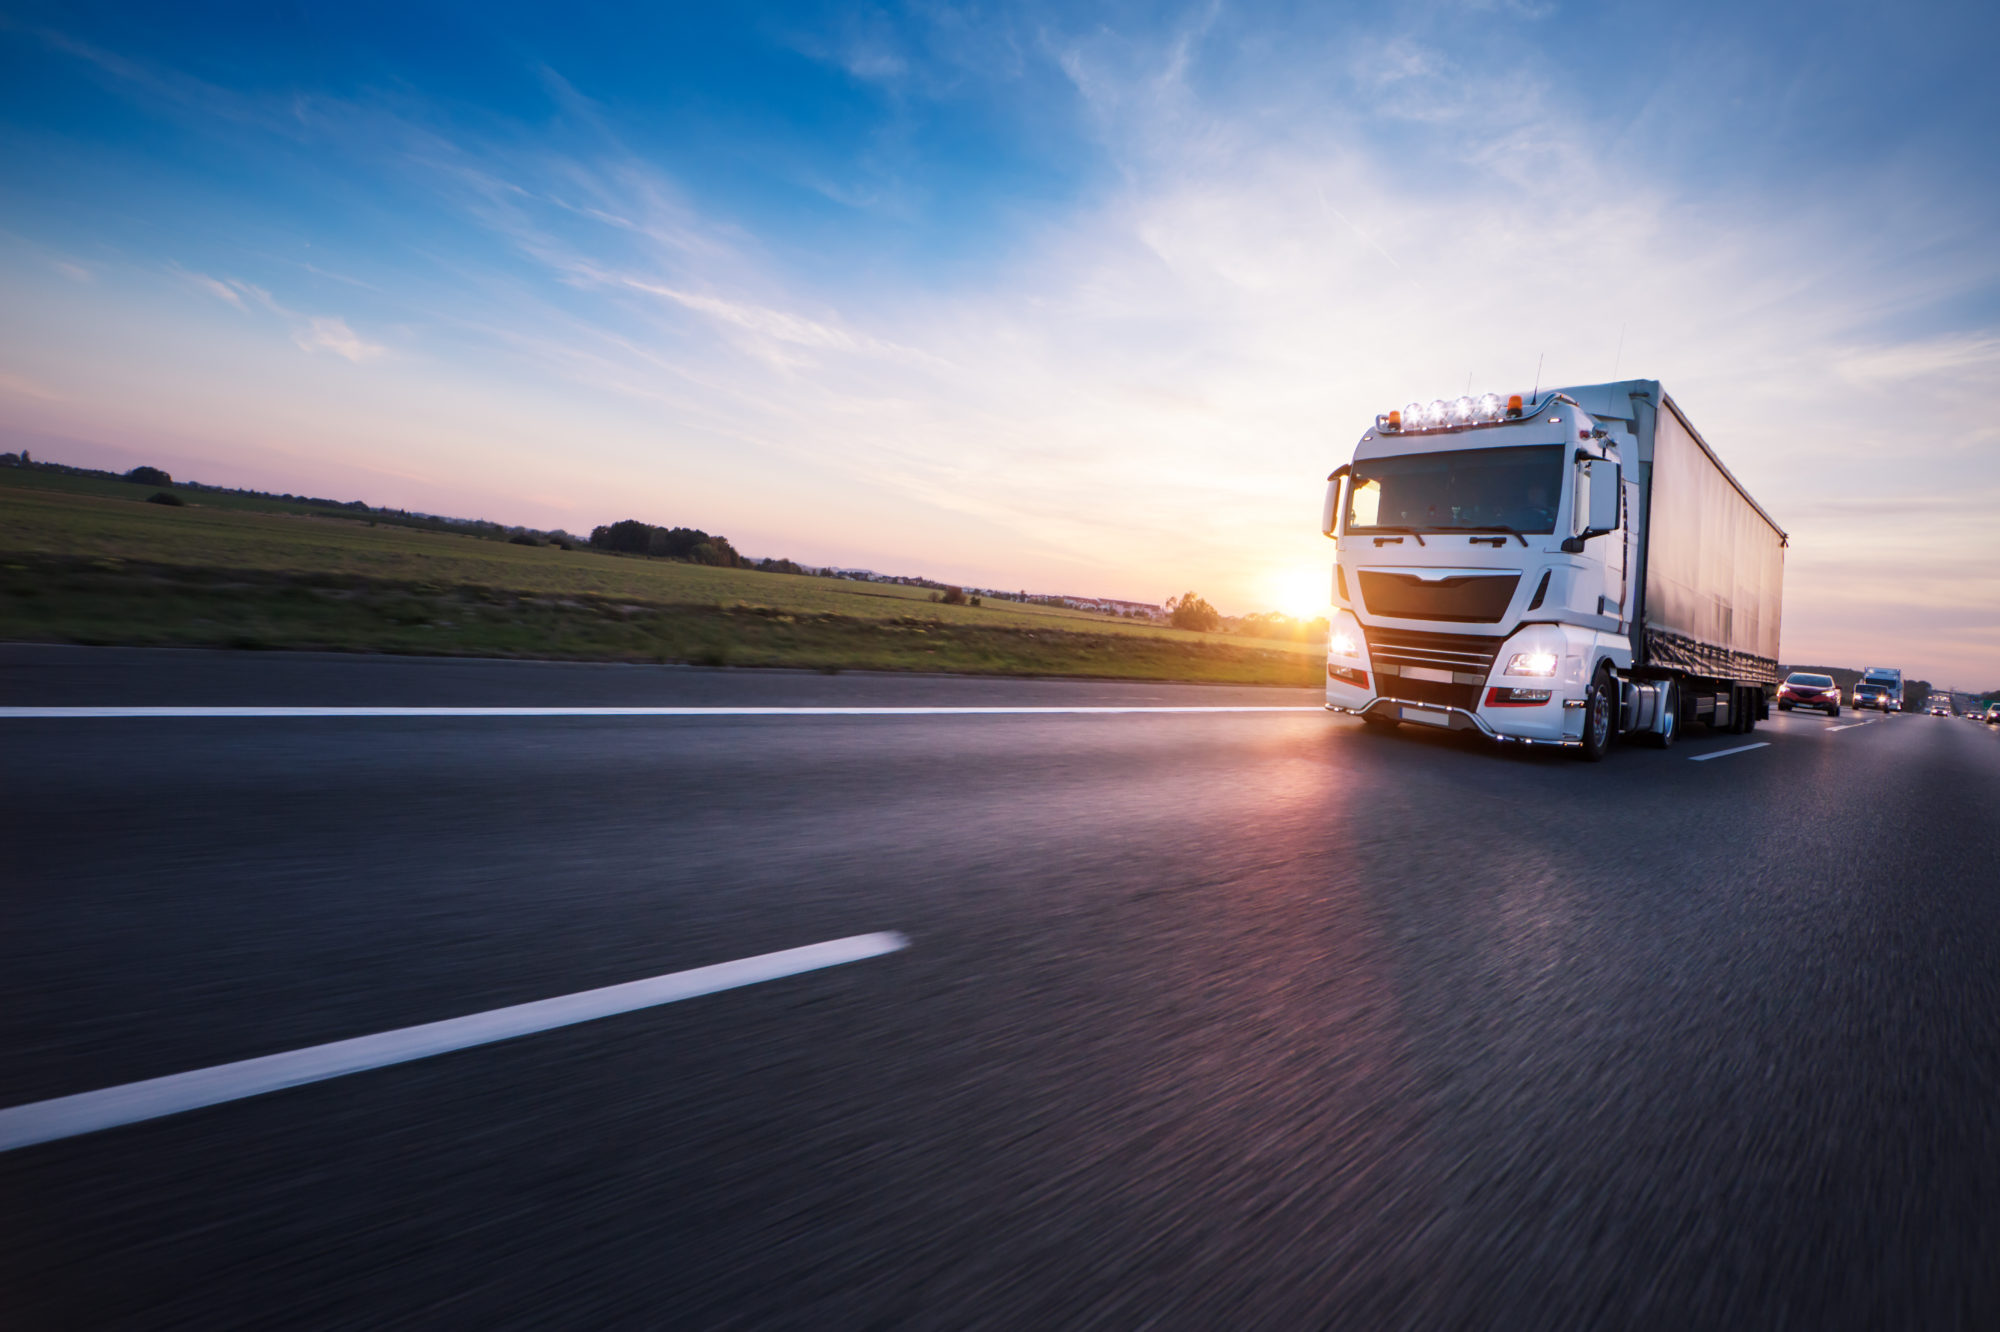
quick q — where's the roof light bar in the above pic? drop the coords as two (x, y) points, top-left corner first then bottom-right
(1377, 390), (1527, 432)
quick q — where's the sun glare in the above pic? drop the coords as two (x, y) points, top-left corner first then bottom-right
(1271, 567), (1331, 621)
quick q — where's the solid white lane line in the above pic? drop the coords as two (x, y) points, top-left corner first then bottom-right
(0, 932), (907, 1153)
(0, 705), (1323, 719)
(1689, 742), (1770, 762)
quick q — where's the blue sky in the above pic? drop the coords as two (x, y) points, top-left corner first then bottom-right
(2, 1), (1996, 680)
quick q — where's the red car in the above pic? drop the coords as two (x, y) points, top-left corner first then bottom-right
(1778, 672), (1841, 716)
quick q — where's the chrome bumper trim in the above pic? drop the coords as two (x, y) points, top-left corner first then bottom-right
(1328, 699), (1580, 748)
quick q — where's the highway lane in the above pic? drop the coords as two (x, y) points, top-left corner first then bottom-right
(4, 648), (1998, 1329)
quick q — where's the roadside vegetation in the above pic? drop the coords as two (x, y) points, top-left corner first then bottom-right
(0, 465), (1324, 685)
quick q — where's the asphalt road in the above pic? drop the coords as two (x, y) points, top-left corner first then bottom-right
(4, 645), (1997, 1329)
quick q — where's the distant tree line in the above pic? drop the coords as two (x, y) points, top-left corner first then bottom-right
(588, 519), (748, 566)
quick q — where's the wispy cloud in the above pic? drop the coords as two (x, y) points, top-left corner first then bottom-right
(616, 277), (931, 361)
(179, 266), (247, 310)
(176, 267), (385, 361)
(293, 315), (385, 362)
(1832, 334), (2000, 384)
(0, 370), (64, 402)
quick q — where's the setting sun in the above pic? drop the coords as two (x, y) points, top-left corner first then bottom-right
(1269, 567), (1331, 621)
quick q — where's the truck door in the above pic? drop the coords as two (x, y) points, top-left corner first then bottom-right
(1613, 478), (1636, 622)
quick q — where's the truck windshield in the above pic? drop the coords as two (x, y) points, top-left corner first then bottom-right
(1348, 444), (1566, 535)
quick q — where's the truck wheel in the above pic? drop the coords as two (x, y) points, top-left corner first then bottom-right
(1741, 688), (1759, 731)
(1579, 665), (1615, 761)
(1649, 680), (1679, 748)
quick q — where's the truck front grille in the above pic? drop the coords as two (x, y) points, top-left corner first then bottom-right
(1365, 627), (1502, 713)
(1358, 571), (1519, 624)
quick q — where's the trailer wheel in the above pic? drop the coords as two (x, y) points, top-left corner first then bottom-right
(1649, 680), (1679, 748)
(1579, 665), (1615, 761)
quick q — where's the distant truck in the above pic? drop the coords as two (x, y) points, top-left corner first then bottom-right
(1857, 666), (1903, 712)
(1321, 379), (1785, 760)
(1927, 695), (1954, 716)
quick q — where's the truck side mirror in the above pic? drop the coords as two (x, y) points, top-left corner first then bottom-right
(1570, 459), (1621, 544)
(1587, 460), (1621, 535)
(1323, 465), (1350, 539)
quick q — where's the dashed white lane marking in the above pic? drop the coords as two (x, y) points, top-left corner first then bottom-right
(0, 705), (1323, 719)
(0, 932), (908, 1153)
(1825, 720), (1876, 732)
(1689, 742), (1770, 762)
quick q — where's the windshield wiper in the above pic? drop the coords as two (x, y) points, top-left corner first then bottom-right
(1458, 525), (1530, 547)
(1358, 525), (1426, 546)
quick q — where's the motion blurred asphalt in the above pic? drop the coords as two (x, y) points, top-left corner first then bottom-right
(4, 645), (1997, 1329)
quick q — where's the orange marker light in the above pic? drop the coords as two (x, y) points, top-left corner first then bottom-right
(1387, 410), (1402, 427)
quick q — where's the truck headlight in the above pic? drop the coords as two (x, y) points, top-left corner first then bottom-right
(1506, 651), (1559, 677)
(1330, 629), (1360, 658)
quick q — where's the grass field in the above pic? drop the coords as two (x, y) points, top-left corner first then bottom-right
(1, 473), (1325, 685)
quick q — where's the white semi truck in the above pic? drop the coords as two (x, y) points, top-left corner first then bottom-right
(1319, 379), (1786, 760)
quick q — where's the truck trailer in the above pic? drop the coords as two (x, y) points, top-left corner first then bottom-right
(1319, 379), (1786, 760)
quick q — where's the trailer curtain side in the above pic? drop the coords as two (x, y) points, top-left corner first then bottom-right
(1640, 401), (1785, 684)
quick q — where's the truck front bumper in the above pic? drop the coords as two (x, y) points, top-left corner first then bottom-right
(1325, 695), (1584, 749)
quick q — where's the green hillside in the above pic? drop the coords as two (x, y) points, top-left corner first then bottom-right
(0, 472), (1323, 685)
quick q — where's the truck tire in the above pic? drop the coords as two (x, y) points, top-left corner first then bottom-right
(1579, 665), (1615, 762)
(1649, 679), (1679, 748)
(1741, 687), (1759, 731)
